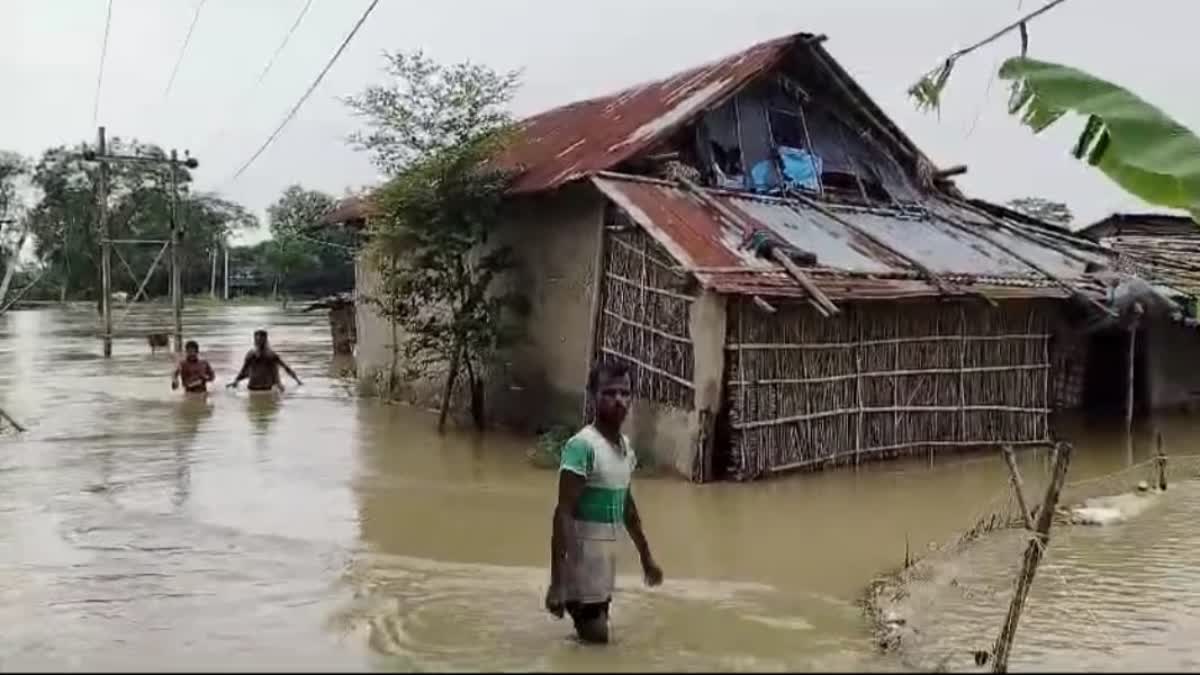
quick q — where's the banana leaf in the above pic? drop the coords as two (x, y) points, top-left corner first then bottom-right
(999, 57), (1200, 223)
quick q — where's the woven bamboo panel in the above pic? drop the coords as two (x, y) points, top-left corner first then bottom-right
(592, 215), (696, 411)
(725, 298), (1057, 479)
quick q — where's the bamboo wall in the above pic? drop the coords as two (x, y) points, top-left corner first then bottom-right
(725, 298), (1057, 479)
(592, 217), (696, 412)
(1050, 320), (1088, 410)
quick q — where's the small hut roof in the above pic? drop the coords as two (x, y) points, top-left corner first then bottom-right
(594, 172), (1113, 301)
(320, 31), (936, 225)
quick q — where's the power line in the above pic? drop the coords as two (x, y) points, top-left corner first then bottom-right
(92, 0), (114, 128)
(206, 0), (315, 147)
(163, 0), (208, 101)
(917, 0), (1071, 79)
(253, 0), (315, 90)
(227, 0), (381, 183)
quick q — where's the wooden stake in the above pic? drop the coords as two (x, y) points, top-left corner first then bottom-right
(991, 441), (1072, 673)
(1156, 432), (1167, 491)
(1001, 445), (1036, 531)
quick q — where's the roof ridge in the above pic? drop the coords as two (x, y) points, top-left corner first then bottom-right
(514, 32), (807, 125)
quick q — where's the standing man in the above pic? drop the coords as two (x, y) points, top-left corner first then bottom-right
(227, 329), (303, 392)
(171, 340), (216, 394)
(545, 361), (662, 644)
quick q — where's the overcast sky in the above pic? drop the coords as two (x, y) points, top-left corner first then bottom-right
(2, 0), (1195, 245)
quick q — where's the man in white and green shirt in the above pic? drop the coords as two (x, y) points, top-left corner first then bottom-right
(545, 361), (663, 644)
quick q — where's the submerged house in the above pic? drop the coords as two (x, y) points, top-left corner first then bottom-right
(327, 32), (1156, 481)
(1078, 212), (1200, 412)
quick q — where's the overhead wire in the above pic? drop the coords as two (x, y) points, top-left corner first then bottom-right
(963, 0), (1026, 139)
(92, 0), (114, 128)
(915, 0), (1070, 82)
(207, 0), (315, 147)
(225, 0), (382, 184)
(163, 0), (208, 101)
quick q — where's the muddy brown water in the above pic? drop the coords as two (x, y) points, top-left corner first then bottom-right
(0, 303), (1196, 671)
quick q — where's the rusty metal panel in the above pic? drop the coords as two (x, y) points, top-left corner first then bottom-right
(593, 173), (1102, 302)
(494, 35), (799, 194)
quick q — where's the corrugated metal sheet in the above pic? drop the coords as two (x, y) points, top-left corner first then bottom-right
(593, 173), (1107, 301)
(319, 196), (377, 227)
(493, 34), (801, 194)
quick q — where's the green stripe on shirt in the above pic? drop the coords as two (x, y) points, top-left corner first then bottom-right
(575, 486), (627, 524)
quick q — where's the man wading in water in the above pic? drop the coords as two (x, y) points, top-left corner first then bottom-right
(545, 361), (663, 643)
(171, 340), (215, 394)
(227, 329), (303, 392)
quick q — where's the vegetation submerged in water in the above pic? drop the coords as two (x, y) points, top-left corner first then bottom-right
(527, 425), (573, 469)
(527, 424), (659, 473)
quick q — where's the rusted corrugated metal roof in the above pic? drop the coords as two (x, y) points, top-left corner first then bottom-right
(323, 34), (805, 225)
(493, 34), (803, 194)
(593, 173), (1109, 301)
(319, 196), (378, 227)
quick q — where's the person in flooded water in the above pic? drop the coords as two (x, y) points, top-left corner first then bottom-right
(171, 340), (216, 394)
(545, 361), (662, 644)
(226, 329), (303, 392)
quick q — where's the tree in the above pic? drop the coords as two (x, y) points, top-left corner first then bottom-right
(0, 152), (30, 306)
(1005, 196), (1073, 227)
(264, 184), (358, 300)
(345, 51), (527, 431)
(24, 139), (258, 306)
(909, 3), (1200, 223)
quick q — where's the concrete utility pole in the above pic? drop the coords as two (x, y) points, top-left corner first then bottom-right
(98, 127), (113, 358)
(209, 245), (217, 298)
(169, 149), (182, 353)
(222, 242), (229, 301)
(82, 132), (198, 357)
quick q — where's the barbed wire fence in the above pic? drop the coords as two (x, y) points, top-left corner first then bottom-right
(864, 439), (1200, 671)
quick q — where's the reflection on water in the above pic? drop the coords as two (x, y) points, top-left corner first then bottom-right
(0, 303), (1198, 670)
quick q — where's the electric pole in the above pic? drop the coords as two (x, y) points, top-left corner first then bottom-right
(169, 149), (182, 353)
(209, 245), (217, 299)
(82, 133), (198, 357)
(223, 241), (229, 301)
(98, 127), (112, 358)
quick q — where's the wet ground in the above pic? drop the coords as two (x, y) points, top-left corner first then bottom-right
(0, 303), (1195, 671)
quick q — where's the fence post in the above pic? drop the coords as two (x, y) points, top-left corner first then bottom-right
(1156, 432), (1167, 491)
(1002, 445), (1036, 531)
(991, 441), (1072, 673)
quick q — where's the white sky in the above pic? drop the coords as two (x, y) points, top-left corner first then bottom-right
(2, 0), (1195, 246)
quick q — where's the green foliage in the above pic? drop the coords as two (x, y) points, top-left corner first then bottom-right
(999, 57), (1200, 222)
(0, 151), (28, 222)
(0, 152), (30, 291)
(908, 58), (957, 114)
(23, 139), (260, 303)
(528, 425), (574, 470)
(1004, 196), (1073, 227)
(344, 50), (521, 175)
(368, 132), (527, 397)
(262, 185), (359, 299)
(348, 50), (527, 428)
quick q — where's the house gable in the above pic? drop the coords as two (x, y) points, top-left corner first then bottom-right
(494, 32), (940, 203)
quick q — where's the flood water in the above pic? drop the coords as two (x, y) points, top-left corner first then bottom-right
(0, 303), (1197, 671)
